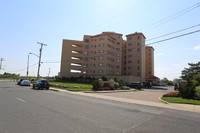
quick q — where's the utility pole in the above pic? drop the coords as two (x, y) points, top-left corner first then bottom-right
(0, 58), (5, 70)
(37, 42), (47, 79)
(48, 68), (51, 78)
(26, 54), (29, 78)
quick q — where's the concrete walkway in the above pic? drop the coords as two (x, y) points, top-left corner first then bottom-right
(49, 87), (200, 113)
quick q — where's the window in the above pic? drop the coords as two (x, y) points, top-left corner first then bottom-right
(83, 64), (88, 67)
(137, 48), (140, 52)
(116, 48), (120, 51)
(85, 39), (90, 42)
(137, 60), (140, 64)
(137, 72), (140, 76)
(127, 37), (132, 40)
(84, 45), (89, 49)
(128, 66), (132, 69)
(98, 56), (104, 60)
(128, 49), (132, 52)
(116, 59), (120, 63)
(116, 66), (120, 69)
(84, 51), (89, 55)
(138, 43), (140, 46)
(98, 50), (104, 53)
(106, 70), (110, 73)
(99, 37), (105, 40)
(99, 43), (105, 47)
(98, 63), (103, 67)
(116, 53), (120, 57)
(116, 72), (120, 75)
(84, 57), (89, 61)
(98, 70), (103, 73)
(128, 43), (132, 46)
(116, 42), (120, 45)
(138, 36), (140, 39)
(137, 66), (140, 70)
(128, 60), (132, 63)
(128, 55), (132, 58)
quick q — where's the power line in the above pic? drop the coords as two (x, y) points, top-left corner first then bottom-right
(146, 29), (200, 45)
(147, 23), (200, 41)
(6, 63), (38, 73)
(144, 2), (200, 31)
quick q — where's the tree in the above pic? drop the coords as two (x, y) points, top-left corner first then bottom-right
(181, 62), (200, 80)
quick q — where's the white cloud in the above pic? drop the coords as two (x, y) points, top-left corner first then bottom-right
(155, 53), (164, 56)
(193, 45), (200, 50)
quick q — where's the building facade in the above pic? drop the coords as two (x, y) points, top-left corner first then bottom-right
(60, 32), (154, 82)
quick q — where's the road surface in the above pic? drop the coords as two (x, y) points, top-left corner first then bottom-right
(0, 81), (199, 133)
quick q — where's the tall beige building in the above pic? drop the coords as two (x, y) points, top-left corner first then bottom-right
(60, 32), (154, 82)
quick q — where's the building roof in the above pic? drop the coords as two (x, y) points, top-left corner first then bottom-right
(126, 32), (146, 39)
(146, 75), (159, 80)
(90, 32), (123, 38)
(145, 46), (154, 50)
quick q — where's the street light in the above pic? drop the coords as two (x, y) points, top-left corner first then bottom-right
(29, 52), (40, 78)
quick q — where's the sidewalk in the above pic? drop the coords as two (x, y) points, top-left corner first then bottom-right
(49, 87), (200, 113)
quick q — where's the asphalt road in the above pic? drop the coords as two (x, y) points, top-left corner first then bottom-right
(0, 81), (200, 133)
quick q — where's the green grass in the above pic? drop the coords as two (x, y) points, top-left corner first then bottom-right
(49, 82), (93, 91)
(161, 97), (200, 105)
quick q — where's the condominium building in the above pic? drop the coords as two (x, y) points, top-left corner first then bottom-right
(60, 32), (154, 82)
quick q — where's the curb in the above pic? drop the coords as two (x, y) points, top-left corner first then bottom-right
(158, 97), (169, 104)
(49, 88), (59, 92)
(84, 89), (137, 93)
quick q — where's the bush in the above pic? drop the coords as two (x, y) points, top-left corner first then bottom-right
(98, 87), (112, 91)
(114, 82), (119, 89)
(92, 80), (100, 91)
(163, 91), (180, 97)
(178, 80), (196, 99)
(195, 86), (200, 100)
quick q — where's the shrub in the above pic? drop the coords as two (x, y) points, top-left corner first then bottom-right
(92, 80), (100, 91)
(195, 86), (200, 100)
(98, 87), (112, 91)
(178, 80), (196, 99)
(114, 82), (119, 89)
(163, 91), (180, 97)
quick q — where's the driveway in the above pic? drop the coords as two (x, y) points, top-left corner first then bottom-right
(93, 86), (174, 103)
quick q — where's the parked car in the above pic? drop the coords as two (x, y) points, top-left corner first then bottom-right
(17, 79), (25, 85)
(33, 80), (50, 90)
(126, 82), (143, 90)
(20, 79), (31, 86)
(142, 82), (152, 88)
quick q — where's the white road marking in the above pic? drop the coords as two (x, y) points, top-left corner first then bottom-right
(16, 98), (26, 103)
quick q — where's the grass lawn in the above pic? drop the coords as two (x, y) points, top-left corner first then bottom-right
(50, 82), (93, 91)
(161, 97), (200, 105)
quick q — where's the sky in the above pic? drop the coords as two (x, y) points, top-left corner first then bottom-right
(0, 0), (200, 80)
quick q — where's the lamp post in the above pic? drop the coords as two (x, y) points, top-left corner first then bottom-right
(29, 52), (39, 78)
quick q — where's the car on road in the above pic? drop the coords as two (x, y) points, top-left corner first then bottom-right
(126, 82), (143, 90)
(20, 79), (31, 86)
(142, 82), (152, 88)
(17, 79), (25, 85)
(33, 80), (50, 90)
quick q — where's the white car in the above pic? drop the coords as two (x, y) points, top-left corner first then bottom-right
(20, 79), (31, 86)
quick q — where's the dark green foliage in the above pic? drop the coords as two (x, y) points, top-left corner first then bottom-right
(101, 76), (108, 81)
(181, 62), (200, 80)
(195, 86), (200, 100)
(92, 80), (100, 91)
(178, 80), (196, 99)
(114, 82), (119, 89)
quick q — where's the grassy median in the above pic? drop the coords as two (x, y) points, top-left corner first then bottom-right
(50, 82), (93, 91)
(161, 97), (200, 105)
